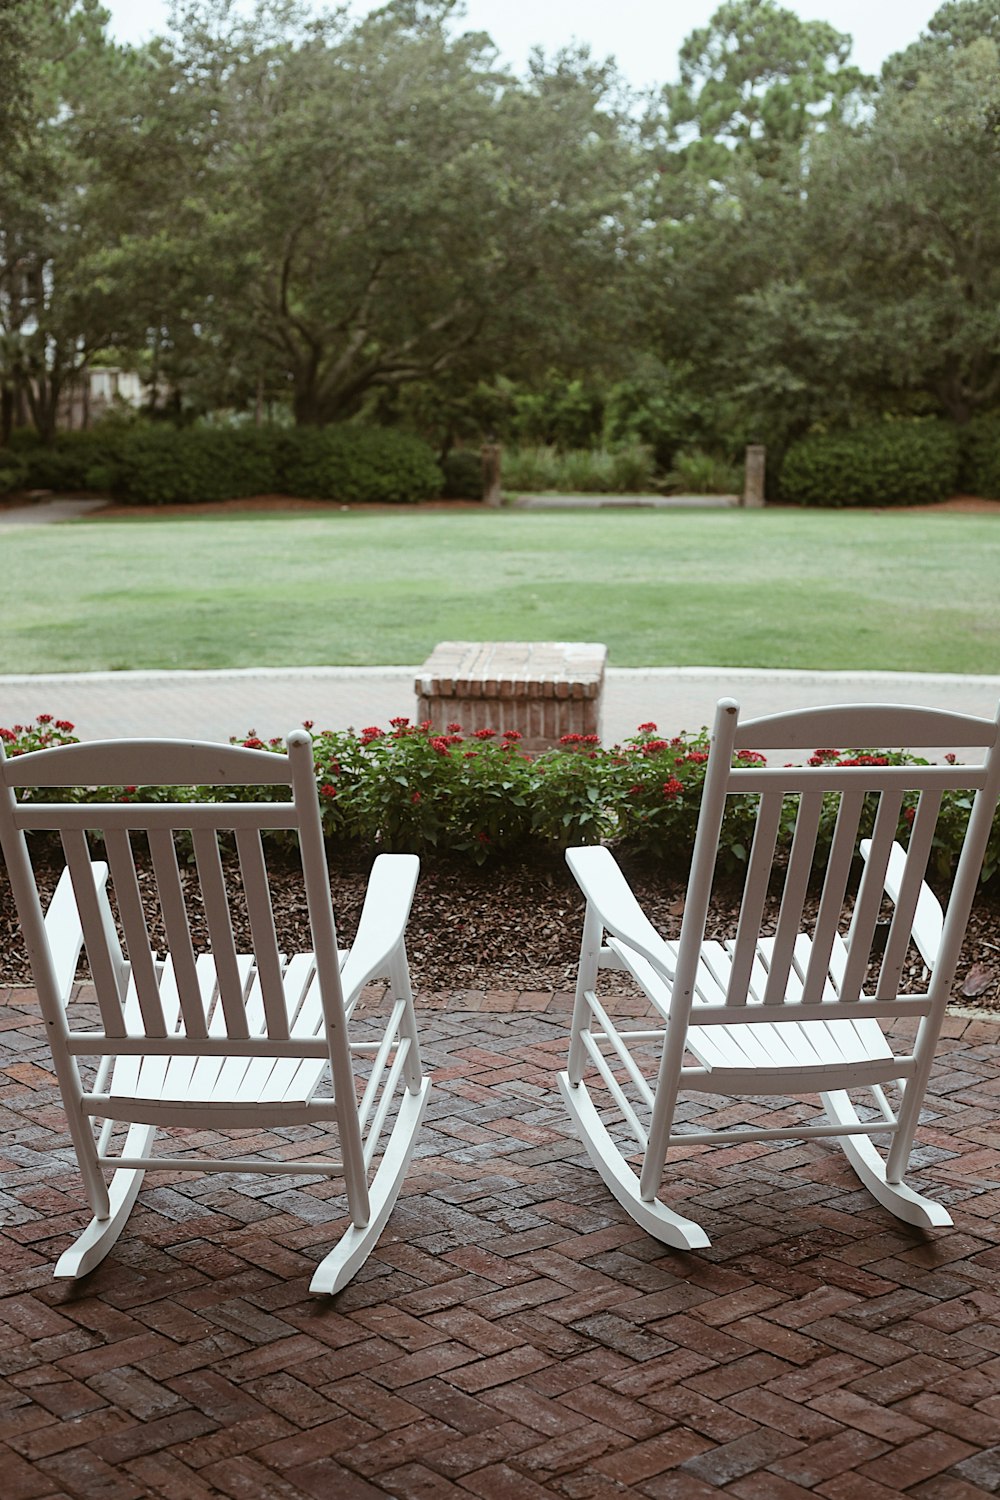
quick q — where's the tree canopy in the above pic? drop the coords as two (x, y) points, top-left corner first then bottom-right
(1, 0), (997, 469)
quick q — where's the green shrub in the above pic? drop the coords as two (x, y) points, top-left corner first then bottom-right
(665, 449), (743, 496)
(6, 428), (132, 494)
(0, 449), (27, 495)
(112, 427), (281, 505)
(780, 420), (961, 506)
(501, 443), (655, 494)
(277, 427), (442, 504)
(439, 448), (483, 499)
(6, 714), (996, 883)
(960, 411), (1000, 499)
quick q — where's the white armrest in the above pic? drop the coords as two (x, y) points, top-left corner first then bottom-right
(338, 854), (420, 1003)
(860, 839), (944, 970)
(44, 862), (109, 1004)
(566, 845), (676, 980)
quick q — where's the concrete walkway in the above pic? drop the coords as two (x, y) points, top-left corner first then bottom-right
(2, 663), (998, 747)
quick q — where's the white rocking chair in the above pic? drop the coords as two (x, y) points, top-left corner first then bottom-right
(561, 699), (1000, 1249)
(0, 732), (430, 1295)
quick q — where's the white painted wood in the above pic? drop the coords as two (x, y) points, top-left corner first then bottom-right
(559, 1072), (711, 1250)
(562, 697), (1000, 1250)
(0, 731), (429, 1295)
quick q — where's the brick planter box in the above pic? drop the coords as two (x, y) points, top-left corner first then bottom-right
(415, 640), (607, 751)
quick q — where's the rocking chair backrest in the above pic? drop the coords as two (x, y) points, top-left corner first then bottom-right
(0, 733), (345, 1057)
(669, 700), (1000, 1033)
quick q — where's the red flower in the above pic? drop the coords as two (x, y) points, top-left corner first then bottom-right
(243, 737), (265, 749)
(473, 727), (496, 739)
(447, 722), (462, 733)
(430, 737), (451, 754)
(944, 753), (957, 765)
(560, 733), (581, 744)
(662, 777), (683, 799)
(0, 728), (14, 742)
(637, 722), (657, 733)
(37, 714), (53, 724)
(903, 806), (916, 824)
(55, 720), (74, 732)
(390, 716), (410, 728)
(735, 749), (767, 766)
(502, 729), (522, 741)
(685, 750), (708, 764)
(642, 739), (669, 755)
(302, 719), (314, 730)
(320, 783), (337, 798)
(411, 791), (421, 803)
(477, 831), (490, 843)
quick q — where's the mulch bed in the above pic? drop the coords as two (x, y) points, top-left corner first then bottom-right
(2, 846), (998, 1014)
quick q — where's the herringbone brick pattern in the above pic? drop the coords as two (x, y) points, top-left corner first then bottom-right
(2, 983), (999, 1498)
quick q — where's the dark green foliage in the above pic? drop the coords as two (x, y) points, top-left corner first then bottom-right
(7, 427), (135, 493)
(113, 428), (281, 505)
(11, 423), (444, 505)
(960, 412), (1000, 499)
(780, 421), (961, 506)
(0, 449), (27, 494)
(440, 448), (483, 499)
(276, 428), (442, 504)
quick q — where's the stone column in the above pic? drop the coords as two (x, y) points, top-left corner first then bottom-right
(743, 444), (766, 508)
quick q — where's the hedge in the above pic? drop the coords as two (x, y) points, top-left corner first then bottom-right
(780, 420), (961, 506)
(4, 713), (997, 885)
(960, 411), (1000, 499)
(0, 424), (443, 505)
(276, 427), (442, 505)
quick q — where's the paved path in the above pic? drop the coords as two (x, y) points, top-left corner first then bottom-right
(3, 988), (999, 1495)
(2, 663), (998, 746)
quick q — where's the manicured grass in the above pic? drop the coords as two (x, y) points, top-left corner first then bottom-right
(3, 507), (998, 673)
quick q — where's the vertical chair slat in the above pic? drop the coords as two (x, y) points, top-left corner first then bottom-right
(61, 829), (128, 1038)
(191, 829), (250, 1040)
(725, 791), (784, 1007)
(102, 828), (167, 1039)
(800, 790), (866, 1006)
(840, 790), (904, 1002)
(235, 828), (289, 1041)
(877, 790), (941, 999)
(146, 829), (207, 1039)
(762, 790), (825, 1006)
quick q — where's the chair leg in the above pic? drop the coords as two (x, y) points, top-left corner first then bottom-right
(559, 1072), (710, 1251)
(567, 904), (602, 1085)
(310, 1075), (431, 1295)
(390, 947), (424, 1094)
(54, 1123), (157, 1279)
(821, 1090), (952, 1229)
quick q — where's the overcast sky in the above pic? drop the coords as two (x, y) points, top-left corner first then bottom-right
(102, 1), (944, 89)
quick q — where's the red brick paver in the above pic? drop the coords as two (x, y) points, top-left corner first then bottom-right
(1, 985), (999, 1497)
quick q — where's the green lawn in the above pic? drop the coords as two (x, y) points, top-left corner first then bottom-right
(3, 507), (998, 674)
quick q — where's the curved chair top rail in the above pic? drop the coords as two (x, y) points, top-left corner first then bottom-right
(0, 732), (311, 790)
(731, 700), (1000, 753)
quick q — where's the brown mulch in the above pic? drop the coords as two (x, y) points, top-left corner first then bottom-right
(2, 846), (998, 1013)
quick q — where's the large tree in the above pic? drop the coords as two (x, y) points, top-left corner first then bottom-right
(143, 0), (639, 425)
(0, 1), (160, 438)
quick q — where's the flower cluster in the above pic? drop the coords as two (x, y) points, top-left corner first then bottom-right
(0, 715), (79, 757)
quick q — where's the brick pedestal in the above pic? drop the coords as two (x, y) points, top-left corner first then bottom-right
(415, 641), (607, 751)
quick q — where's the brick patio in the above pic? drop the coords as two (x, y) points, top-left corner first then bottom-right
(2, 985), (999, 1499)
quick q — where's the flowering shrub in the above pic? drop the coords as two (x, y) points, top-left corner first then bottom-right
(2, 714), (997, 884)
(0, 714), (79, 755)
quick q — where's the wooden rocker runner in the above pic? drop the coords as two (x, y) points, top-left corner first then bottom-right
(0, 732), (430, 1295)
(561, 699), (1000, 1249)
